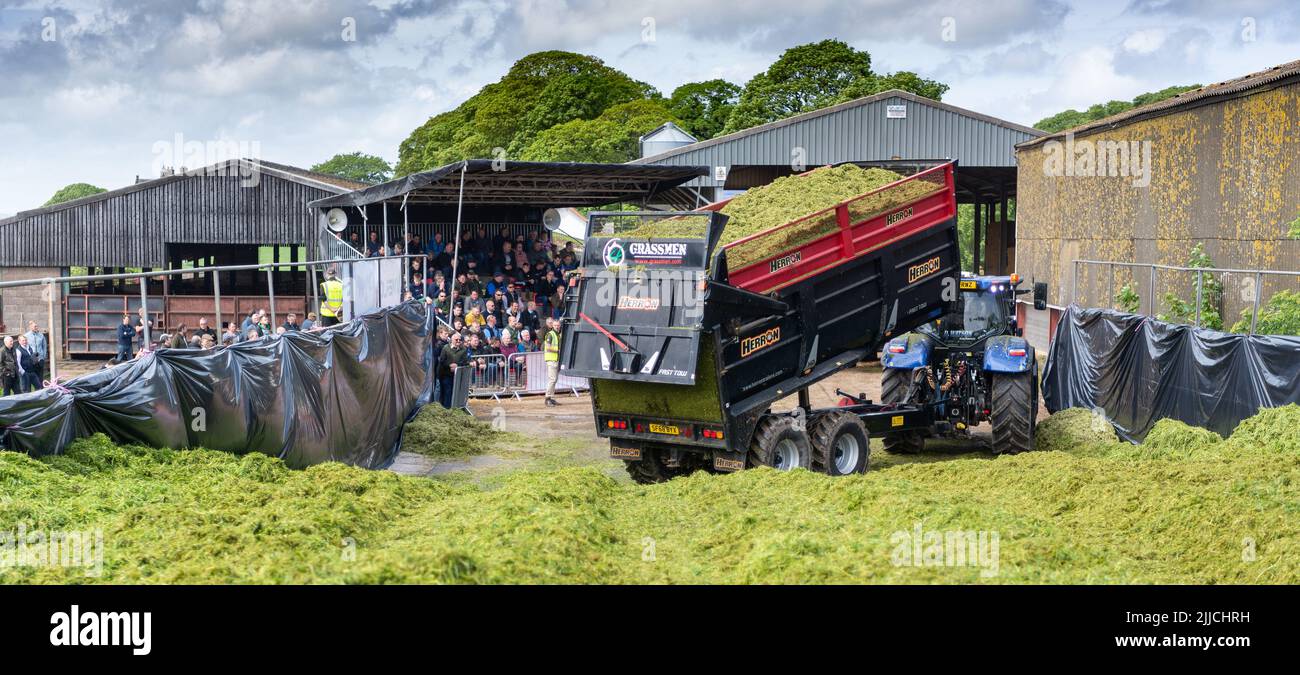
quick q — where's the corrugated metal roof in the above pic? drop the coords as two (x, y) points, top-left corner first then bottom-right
(630, 89), (1043, 188)
(1019, 58), (1300, 149)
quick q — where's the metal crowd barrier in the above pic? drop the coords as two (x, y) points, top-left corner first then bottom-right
(466, 350), (588, 399)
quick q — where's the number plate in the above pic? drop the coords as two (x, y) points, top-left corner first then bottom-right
(648, 423), (680, 436)
(960, 280), (978, 290)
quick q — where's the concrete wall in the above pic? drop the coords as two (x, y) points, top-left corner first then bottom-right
(1016, 83), (1300, 325)
(0, 266), (63, 358)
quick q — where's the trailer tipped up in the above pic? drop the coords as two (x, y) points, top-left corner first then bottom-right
(559, 162), (963, 482)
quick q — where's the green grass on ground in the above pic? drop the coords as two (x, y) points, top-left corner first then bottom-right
(2, 405), (1298, 584)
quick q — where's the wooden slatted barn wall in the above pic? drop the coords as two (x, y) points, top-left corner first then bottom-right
(0, 172), (336, 268)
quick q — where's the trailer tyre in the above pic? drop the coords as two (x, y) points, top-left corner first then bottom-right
(991, 371), (1037, 455)
(748, 416), (812, 471)
(622, 447), (691, 484)
(880, 368), (925, 454)
(809, 412), (870, 475)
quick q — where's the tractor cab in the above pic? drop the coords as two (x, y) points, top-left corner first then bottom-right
(918, 275), (1023, 348)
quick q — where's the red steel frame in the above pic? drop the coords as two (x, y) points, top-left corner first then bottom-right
(708, 162), (957, 295)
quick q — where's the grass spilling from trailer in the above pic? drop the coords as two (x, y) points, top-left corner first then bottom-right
(623, 165), (941, 269)
(3, 405), (1298, 584)
(402, 405), (502, 458)
(590, 336), (724, 423)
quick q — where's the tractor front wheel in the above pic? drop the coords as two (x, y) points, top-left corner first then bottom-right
(990, 371), (1037, 455)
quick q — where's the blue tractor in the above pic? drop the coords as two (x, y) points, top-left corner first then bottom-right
(879, 274), (1049, 455)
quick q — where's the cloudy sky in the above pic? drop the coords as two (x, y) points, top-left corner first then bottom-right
(0, 0), (1296, 216)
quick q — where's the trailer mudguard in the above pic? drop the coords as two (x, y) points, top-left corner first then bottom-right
(881, 333), (933, 370)
(983, 335), (1034, 373)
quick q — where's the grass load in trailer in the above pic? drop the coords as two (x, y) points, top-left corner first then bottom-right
(559, 162), (962, 483)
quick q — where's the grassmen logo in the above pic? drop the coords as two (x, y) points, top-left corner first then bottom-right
(769, 250), (802, 273)
(602, 239), (626, 268)
(887, 206), (914, 225)
(740, 327), (781, 358)
(907, 256), (942, 284)
(627, 241), (688, 262)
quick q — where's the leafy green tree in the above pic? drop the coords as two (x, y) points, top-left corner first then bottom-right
(1115, 284), (1141, 314)
(724, 40), (875, 133)
(723, 40), (948, 134)
(668, 80), (741, 140)
(1034, 84), (1201, 133)
(1231, 290), (1300, 335)
(310, 152), (393, 184)
(396, 51), (655, 174)
(521, 100), (680, 163)
(43, 183), (106, 206)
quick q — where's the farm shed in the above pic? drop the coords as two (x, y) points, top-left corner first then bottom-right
(0, 159), (364, 355)
(1016, 59), (1300, 348)
(632, 89), (1045, 276)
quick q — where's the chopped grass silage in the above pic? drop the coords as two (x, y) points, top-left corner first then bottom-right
(624, 165), (941, 270)
(590, 335), (724, 423)
(402, 404), (502, 458)
(3, 404), (1298, 584)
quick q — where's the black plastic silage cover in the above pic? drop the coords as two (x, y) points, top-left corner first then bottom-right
(0, 301), (435, 469)
(1042, 306), (1300, 442)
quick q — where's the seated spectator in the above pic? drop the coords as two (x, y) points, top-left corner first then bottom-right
(366, 231), (381, 257)
(301, 313), (317, 331)
(483, 314), (501, 341)
(194, 317), (217, 343)
(517, 329), (538, 354)
(245, 328), (261, 342)
(282, 313), (301, 332)
(221, 323), (240, 346)
(200, 336), (216, 350)
(465, 306), (486, 328)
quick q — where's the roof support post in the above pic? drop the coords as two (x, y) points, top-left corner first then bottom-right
(450, 162), (468, 308)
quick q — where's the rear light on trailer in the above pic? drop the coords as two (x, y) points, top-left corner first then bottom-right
(1010, 273), (1021, 285)
(635, 423), (645, 433)
(701, 428), (725, 440)
(1008, 348), (1027, 357)
(605, 418), (629, 430)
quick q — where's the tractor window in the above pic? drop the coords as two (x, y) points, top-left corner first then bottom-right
(918, 289), (1008, 347)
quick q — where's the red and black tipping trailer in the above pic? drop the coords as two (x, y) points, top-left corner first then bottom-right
(559, 162), (961, 482)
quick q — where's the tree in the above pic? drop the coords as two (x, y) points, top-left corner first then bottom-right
(310, 152), (393, 185)
(520, 100), (680, 163)
(1034, 84), (1201, 133)
(396, 51), (656, 174)
(43, 183), (107, 206)
(724, 40), (875, 133)
(1158, 243), (1223, 330)
(723, 40), (948, 134)
(668, 80), (741, 140)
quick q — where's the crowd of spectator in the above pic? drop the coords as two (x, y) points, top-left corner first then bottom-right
(0, 321), (50, 396)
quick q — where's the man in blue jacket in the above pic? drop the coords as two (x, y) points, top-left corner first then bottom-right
(116, 314), (135, 362)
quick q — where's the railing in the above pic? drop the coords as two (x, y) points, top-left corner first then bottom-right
(465, 350), (587, 399)
(0, 254), (423, 382)
(1071, 259), (1300, 334)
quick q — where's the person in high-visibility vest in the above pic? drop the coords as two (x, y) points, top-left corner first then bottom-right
(543, 317), (561, 407)
(320, 268), (345, 327)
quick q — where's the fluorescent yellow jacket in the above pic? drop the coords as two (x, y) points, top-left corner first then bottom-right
(544, 330), (560, 362)
(320, 279), (344, 318)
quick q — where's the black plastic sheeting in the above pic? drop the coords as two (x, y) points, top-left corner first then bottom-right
(0, 301), (435, 469)
(1042, 306), (1300, 442)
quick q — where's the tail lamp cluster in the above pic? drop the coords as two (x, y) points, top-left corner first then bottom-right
(701, 428), (725, 440)
(605, 418), (629, 430)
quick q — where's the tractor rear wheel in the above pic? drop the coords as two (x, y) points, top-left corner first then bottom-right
(991, 371), (1037, 455)
(809, 412), (870, 475)
(880, 368), (925, 454)
(748, 416), (812, 470)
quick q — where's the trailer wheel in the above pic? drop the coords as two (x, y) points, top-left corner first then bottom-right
(880, 368), (925, 454)
(991, 371), (1037, 455)
(748, 416), (812, 471)
(809, 412), (870, 475)
(622, 446), (691, 484)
